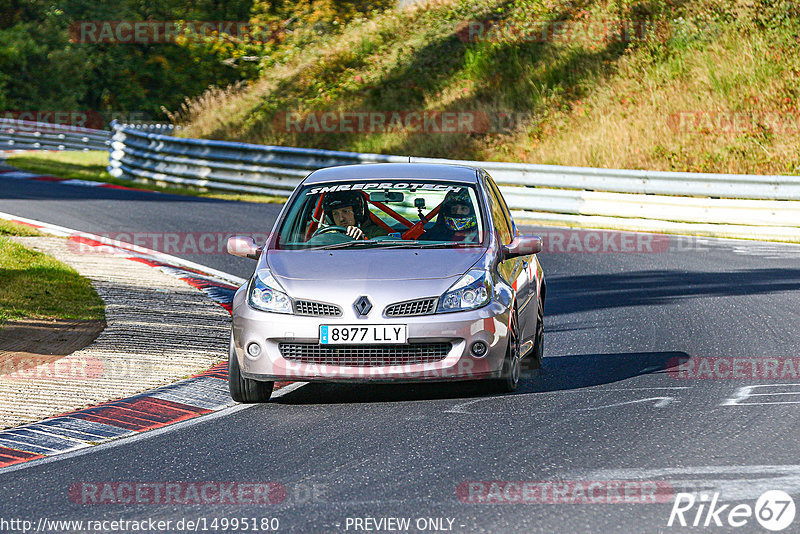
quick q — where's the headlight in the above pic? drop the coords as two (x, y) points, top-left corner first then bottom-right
(437, 269), (492, 313)
(247, 269), (292, 314)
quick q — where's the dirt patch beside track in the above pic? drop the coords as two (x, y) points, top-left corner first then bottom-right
(0, 318), (105, 376)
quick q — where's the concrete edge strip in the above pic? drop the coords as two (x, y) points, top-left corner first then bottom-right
(0, 210), (291, 470)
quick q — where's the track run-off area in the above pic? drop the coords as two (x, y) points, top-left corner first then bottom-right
(1, 170), (799, 533)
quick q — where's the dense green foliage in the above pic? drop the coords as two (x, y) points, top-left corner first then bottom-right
(0, 0), (254, 120)
(0, 0), (392, 122)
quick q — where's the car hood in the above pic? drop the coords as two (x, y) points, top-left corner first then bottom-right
(266, 248), (484, 281)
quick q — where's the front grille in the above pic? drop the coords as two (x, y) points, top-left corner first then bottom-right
(385, 297), (437, 317)
(294, 300), (342, 317)
(279, 342), (452, 367)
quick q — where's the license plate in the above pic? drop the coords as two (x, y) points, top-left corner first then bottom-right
(320, 325), (407, 344)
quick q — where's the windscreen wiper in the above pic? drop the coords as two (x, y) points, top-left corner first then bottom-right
(376, 241), (481, 249)
(308, 240), (481, 251)
(307, 239), (395, 250)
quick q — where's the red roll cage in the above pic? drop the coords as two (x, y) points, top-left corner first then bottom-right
(304, 191), (442, 241)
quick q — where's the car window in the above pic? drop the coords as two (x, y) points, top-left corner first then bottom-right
(275, 180), (487, 249)
(486, 174), (516, 238)
(483, 178), (513, 245)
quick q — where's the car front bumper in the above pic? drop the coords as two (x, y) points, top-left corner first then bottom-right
(230, 287), (511, 383)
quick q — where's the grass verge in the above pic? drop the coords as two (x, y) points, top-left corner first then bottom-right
(0, 219), (42, 237)
(0, 220), (105, 325)
(5, 151), (287, 204)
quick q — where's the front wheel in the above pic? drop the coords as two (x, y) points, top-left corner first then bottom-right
(529, 299), (544, 370)
(491, 307), (521, 393)
(228, 339), (274, 403)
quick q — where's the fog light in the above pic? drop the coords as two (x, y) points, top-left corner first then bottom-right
(471, 341), (488, 358)
(246, 342), (262, 358)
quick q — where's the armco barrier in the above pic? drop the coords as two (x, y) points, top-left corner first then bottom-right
(0, 118), (111, 151)
(107, 121), (800, 241)
(108, 121), (407, 196)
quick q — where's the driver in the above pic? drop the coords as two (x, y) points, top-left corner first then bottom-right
(322, 191), (386, 240)
(420, 189), (479, 242)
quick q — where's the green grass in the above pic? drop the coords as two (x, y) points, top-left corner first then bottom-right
(5, 151), (287, 204)
(0, 227), (105, 325)
(5, 151), (110, 183)
(172, 0), (800, 176)
(0, 219), (42, 237)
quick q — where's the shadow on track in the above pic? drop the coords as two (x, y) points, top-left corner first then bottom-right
(272, 351), (687, 405)
(547, 269), (800, 315)
(519, 350), (687, 393)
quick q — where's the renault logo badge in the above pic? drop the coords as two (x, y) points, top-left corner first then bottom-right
(354, 296), (372, 316)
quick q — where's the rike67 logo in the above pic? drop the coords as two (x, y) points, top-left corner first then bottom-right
(668, 490), (796, 531)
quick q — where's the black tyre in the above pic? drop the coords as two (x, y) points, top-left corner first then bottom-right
(492, 307), (521, 393)
(529, 299), (544, 370)
(228, 339), (274, 403)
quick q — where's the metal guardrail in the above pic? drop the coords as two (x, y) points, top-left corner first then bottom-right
(115, 123), (180, 134)
(108, 121), (408, 196)
(0, 118), (111, 151)
(107, 121), (800, 241)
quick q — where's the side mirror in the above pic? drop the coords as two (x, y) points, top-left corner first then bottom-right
(502, 235), (542, 259)
(227, 236), (262, 260)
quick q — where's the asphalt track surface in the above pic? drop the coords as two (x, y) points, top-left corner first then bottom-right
(2, 176), (800, 533)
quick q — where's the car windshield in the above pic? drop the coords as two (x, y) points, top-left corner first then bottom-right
(275, 179), (486, 250)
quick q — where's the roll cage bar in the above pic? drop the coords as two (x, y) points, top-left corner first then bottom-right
(304, 191), (444, 240)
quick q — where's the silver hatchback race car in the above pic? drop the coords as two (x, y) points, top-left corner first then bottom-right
(226, 163), (545, 402)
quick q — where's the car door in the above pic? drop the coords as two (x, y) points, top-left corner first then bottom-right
(482, 174), (533, 341)
(486, 173), (537, 346)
